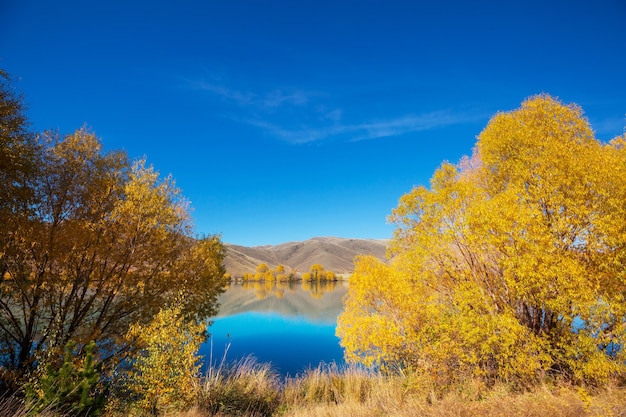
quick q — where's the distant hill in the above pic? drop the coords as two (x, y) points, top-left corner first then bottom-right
(224, 237), (388, 277)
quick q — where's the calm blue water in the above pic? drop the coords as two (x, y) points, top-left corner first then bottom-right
(199, 282), (347, 377)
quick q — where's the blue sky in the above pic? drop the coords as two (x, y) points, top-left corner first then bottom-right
(1, 1), (625, 246)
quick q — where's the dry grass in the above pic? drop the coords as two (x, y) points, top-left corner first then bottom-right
(279, 372), (626, 417)
(0, 394), (68, 416)
(280, 392), (607, 417)
(195, 355), (281, 417)
(5, 361), (625, 416)
(283, 364), (377, 406)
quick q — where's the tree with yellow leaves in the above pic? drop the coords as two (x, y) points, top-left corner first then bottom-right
(243, 263), (296, 282)
(0, 71), (38, 232)
(302, 264), (337, 282)
(125, 302), (205, 415)
(309, 264), (325, 280)
(0, 125), (225, 389)
(254, 262), (270, 280)
(337, 95), (626, 386)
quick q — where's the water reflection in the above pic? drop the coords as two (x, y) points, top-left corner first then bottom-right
(216, 280), (347, 324)
(201, 280), (347, 376)
(237, 279), (341, 301)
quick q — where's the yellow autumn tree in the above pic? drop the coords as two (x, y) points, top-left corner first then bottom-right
(125, 302), (205, 415)
(0, 71), (38, 235)
(302, 264), (337, 282)
(275, 264), (294, 281)
(337, 95), (626, 387)
(0, 126), (225, 388)
(243, 263), (296, 282)
(254, 262), (270, 280)
(309, 264), (325, 280)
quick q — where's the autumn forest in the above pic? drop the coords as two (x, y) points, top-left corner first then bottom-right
(2, 71), (626, 415)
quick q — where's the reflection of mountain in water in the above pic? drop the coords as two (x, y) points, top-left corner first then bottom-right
(224, 237), (388, 277)
(215, 281), (347, 324)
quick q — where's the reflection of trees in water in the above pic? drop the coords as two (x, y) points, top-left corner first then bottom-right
(232, 263), (344, 300)
(229, 277), (344, 300)
(229, 260), (346, 300)
(252, 281), (278, 299)
(236, 279), (341, 300)
(302, 280), (338, 299)
(217, 278), (348, 322)
(254, 289), (268, 300)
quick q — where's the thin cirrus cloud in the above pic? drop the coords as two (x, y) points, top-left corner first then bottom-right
(190, 80), (485, 144)
(190, 80), (311, 110)
(246, 111), (484, 145)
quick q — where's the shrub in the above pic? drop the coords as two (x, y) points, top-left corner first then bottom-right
(124, 304), (205, 416)
(26, 340), (105, 416)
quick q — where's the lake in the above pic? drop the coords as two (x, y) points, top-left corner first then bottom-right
(199, 280), (347, 377)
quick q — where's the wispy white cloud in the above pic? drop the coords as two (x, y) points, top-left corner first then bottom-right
(347, 111), (475, 142)
(190, 81), (257, 107)
(188, 80), (310, 110)
(321, 108), (343, 122)
(188, 78), (486, 145)
(263, 90), (309, 108)
(247, 110), (485, 144)
(245, 119), (330, 144)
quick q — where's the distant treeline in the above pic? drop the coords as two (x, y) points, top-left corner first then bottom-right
(227, 262), (341, 282)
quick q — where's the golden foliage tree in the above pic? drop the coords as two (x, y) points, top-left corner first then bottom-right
(254, 262), (270, 280)
(0, 126), (225, 387)
(125, 303), (205, 415)
(0, 70), (37, 222)
(309, 264), (325, 280)
(244, 263), (296, 282)
(337, 95), (626, 386)
(302, 264), (337, 282)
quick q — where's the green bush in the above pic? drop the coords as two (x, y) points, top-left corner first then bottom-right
(26, 340), (105, 416)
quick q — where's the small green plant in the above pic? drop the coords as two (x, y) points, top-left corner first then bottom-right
(26, 340), (105, 416)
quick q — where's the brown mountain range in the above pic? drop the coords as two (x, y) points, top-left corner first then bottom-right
(224, 236), (388, 277)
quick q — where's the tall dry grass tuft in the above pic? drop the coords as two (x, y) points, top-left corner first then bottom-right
(0, 394), (67, 417)
(0, 395), (27, 417)
(196, 355), (281, 417)
(281, 363), (418, 417)
(283, 363), (378, 406)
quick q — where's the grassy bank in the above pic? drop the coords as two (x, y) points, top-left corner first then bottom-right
(226, 361), (625, 417)
(5, 358), (625, 416)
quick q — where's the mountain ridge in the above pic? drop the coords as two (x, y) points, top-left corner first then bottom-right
(224, 236), (388, 277)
